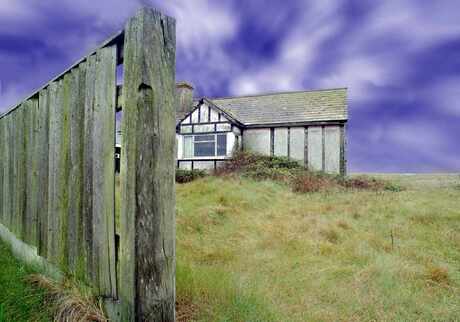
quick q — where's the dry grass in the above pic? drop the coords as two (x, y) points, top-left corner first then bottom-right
(27, 274), (107, 322)
(176, 174), (460, 321)
(427, 266), (450, 285)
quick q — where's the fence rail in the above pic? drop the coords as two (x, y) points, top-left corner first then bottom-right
(0, 7), (176, 321)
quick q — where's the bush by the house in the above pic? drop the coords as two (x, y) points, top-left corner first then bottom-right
(216, 151), (402, 193)
(176, 169), (207, 184)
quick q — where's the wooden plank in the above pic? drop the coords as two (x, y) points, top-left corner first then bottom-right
(47, 81), (60, 264)
(83, 54), (97, 283)
(24, 98), (39, 246)
(92, 45), (117, 297)
(0, 120), (4, 224)
(37, 88), (50, 257)
(120, 8), (176, 321)
(15, 106), (26, 239)
(68, 65), (86, 275)
(56, 74), (72, 270)
(7, 115), (15, 231)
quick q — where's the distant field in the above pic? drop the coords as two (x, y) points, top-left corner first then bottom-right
(352, 173), (460, 189)
(176, 173), (460, 321)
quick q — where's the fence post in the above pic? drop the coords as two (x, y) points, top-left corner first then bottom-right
(119, 7), (176, 321)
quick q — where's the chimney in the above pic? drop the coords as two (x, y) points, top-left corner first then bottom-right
(176, 81), (194, 116)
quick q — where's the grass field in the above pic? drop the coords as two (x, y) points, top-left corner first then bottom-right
(0, 241), (52, 322)
(1, 173), (459, 321)
(176, 173), (460, 321)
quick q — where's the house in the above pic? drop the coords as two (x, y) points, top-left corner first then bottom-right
(175, 82), (348, 175)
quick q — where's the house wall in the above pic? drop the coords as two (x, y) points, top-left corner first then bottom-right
(289, 127), (305, 164)
(241, 124), (346, 175)
(324, 126), (341, 173)
(242, 128), (271, 155)
(274, 128), (288, 156)
(307, 126), (323, 171)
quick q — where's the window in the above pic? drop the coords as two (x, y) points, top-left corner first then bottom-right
(183, 134), (227, 158)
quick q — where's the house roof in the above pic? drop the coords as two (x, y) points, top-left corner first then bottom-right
(208, 88), (347, 126)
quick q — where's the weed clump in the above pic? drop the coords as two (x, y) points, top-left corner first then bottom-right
(176, 169), (207, 183)
(217, 152), (401, 194)
(427, 266), (450, 285)
(27, 274), (107, 322)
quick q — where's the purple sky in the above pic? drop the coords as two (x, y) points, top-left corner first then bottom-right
(1, 1), (459, 173)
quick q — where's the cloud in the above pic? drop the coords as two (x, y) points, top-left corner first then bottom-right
(426, 77), (460, 117)
(229, 1), (344, 95)
(1, 0), (459, 171)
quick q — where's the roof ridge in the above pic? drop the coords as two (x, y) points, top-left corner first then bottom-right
(208, 87), (347, 101)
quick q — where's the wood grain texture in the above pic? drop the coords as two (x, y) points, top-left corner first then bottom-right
(0, 120), (4, 224)
(24, 98), (39, 246)
(120, 7), (176, 321)
(7, 115), (15, 231)
(83, 55), (97, 282)
(92, 45), (117, 297)
(15, 106), (26, 239)
(68, 67), (85, 273)
(47, 81), (60, 264)
(37, 88), (50, 256)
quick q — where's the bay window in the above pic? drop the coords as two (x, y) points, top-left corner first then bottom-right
(183, 134), (227, 158)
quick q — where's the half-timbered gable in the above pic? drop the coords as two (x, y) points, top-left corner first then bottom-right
(176, 99), (242, 170)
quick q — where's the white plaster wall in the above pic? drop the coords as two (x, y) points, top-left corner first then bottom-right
(210, 107), (219, 122)
(324, 126), (341, 174)
(274, 127), (288, 156)
(200, 104), (209, 121)
(191, 109), (199, 123)
(226, 132), (236, 156)
(307, 126), (323, 171)
(176, 134), (183, 159)
(289, 127), (305, 164)
(243, 128), (271, 155)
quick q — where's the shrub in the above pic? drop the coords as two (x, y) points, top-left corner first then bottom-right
(176, 169), (207, 184)
(291, 172), (336, 193)
(215, 152), (402, 194)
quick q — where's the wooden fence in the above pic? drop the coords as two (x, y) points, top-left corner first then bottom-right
(0, 7), (176, 321)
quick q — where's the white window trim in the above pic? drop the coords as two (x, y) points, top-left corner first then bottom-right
(183, 133), (227, 158)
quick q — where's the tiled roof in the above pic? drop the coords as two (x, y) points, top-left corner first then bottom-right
(209, 88), (347, 126)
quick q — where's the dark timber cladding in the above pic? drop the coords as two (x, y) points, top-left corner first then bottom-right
(120, 8), (176, 322)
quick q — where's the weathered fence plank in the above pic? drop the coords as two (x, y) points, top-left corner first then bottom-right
(47, 81), (60, 264)
(0, 120), (4, 224)
(8, 115), (15, 231)
(15, 106), (26, 239)
(37, 88), (50, 257)
(92, 45), (117, 297)
(120, 8), (176, 321)
(68, 66), (85, 274)
(25, 98), (39, 246)
(83, 55), (96, 282)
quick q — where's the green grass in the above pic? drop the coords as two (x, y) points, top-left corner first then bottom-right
(176, 174), (460, 321)
(0, 241), (52, 322)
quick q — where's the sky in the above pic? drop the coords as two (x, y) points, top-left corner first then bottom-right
(0, 0), (459, 173)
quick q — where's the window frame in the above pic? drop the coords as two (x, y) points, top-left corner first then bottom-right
(183, 133), (228, 158)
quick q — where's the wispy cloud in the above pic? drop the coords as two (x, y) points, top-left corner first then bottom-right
(0, 0), (459, 171)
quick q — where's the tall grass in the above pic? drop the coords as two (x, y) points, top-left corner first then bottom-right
(176, 174), (460, 321)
